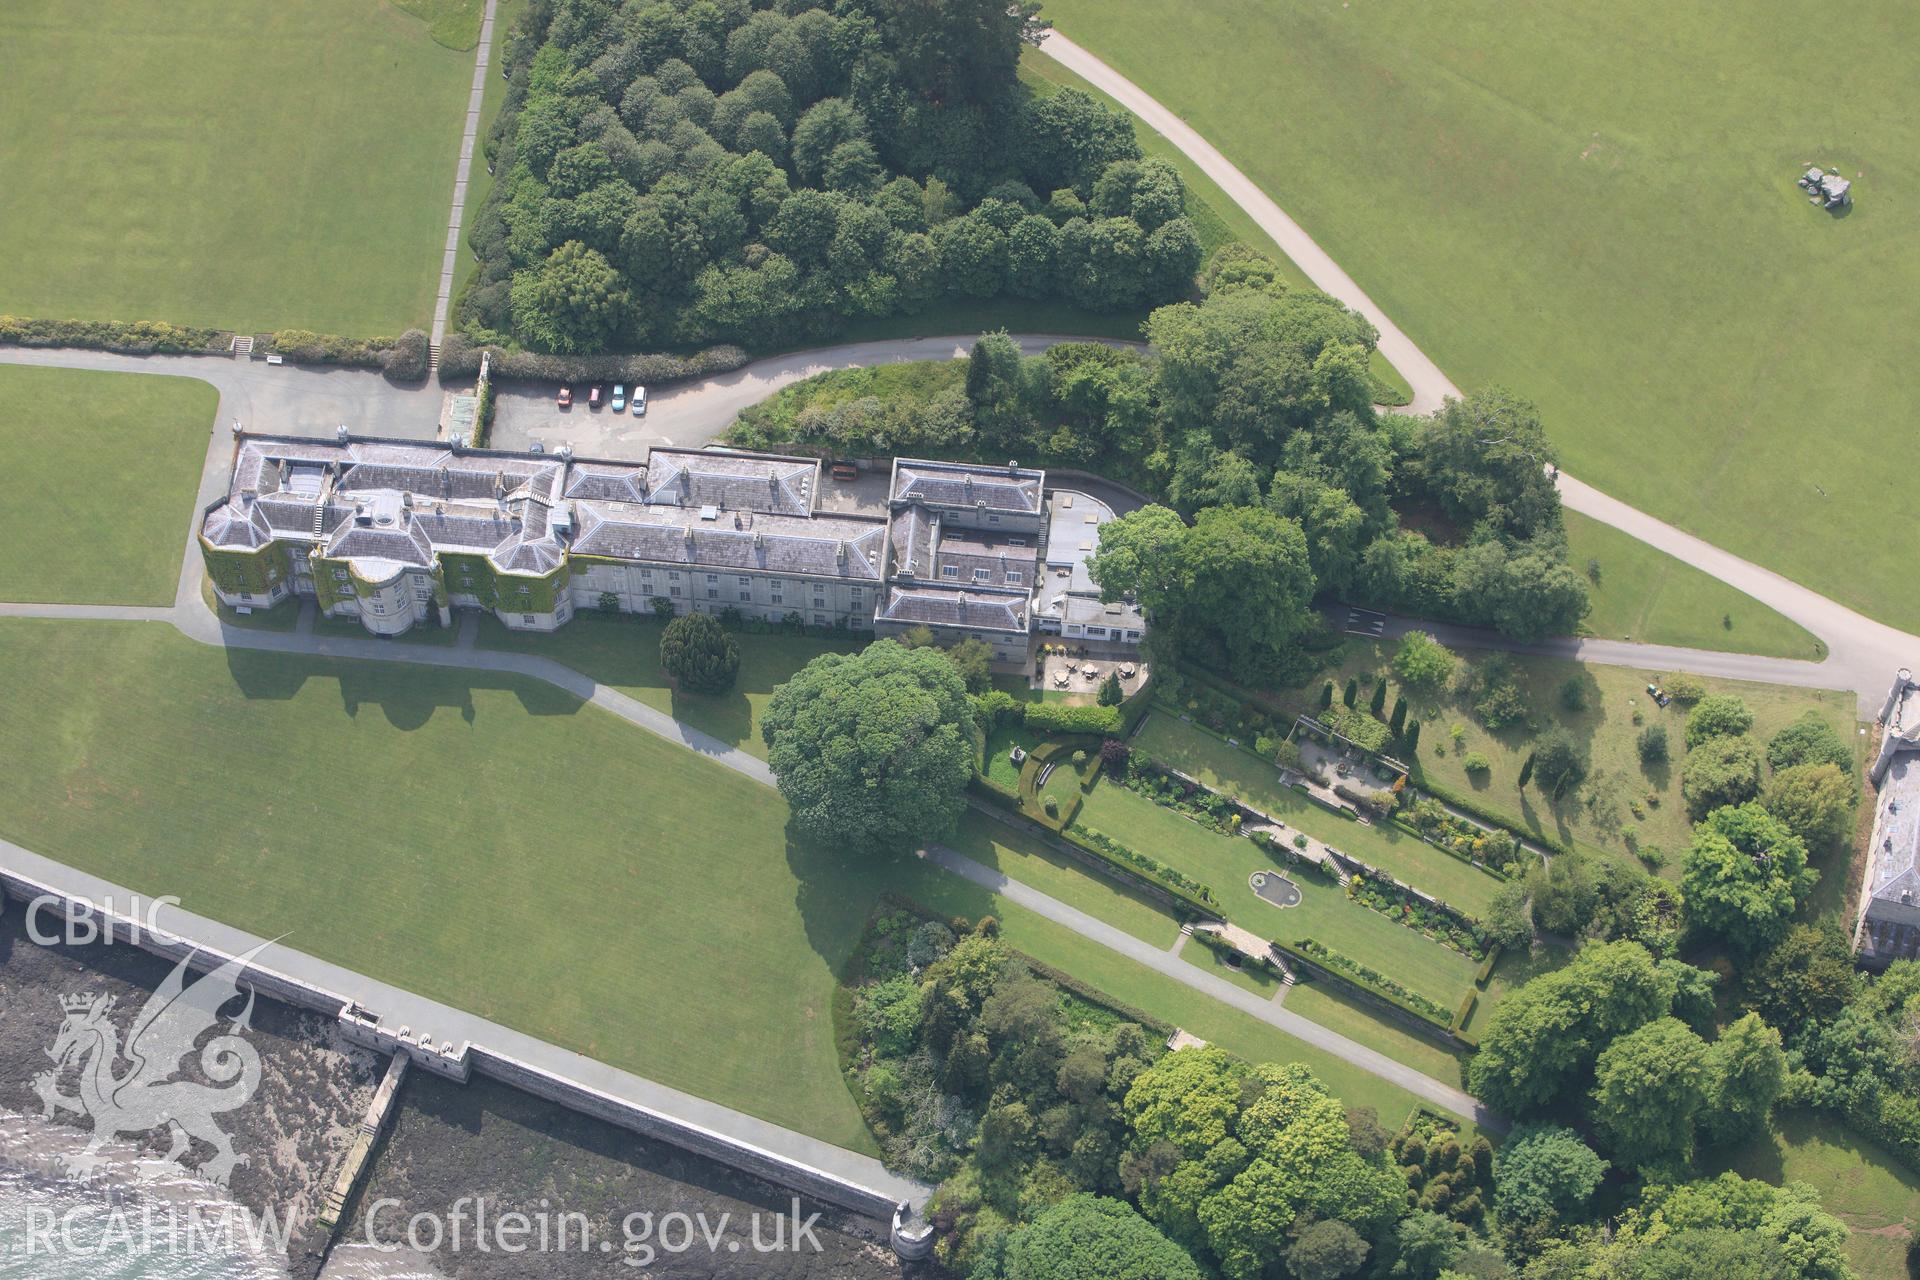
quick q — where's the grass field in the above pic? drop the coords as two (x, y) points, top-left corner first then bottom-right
(1037, 0), (1920, 630)
(1134, 711), (1506, 916)
(1563, 511), (1823, 659)
(0, 619), (1444, 1144)
(0, 0), (474, 334)
(1713, 1109), (1919, 1280)
(1277, 641), (1861, 872)
(1076, 778), (1481, 1006)
(0, 366), (214, 605)
(1018, 50), (1413, 405)
(476, 613), (861, 759)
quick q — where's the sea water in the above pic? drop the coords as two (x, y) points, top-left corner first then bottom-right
(0, 1109), (441, 1280)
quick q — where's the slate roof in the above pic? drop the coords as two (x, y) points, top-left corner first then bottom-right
(1868, 752), (1920, 923)
(645, 448), (815, 517)
(565, 462), (648, 503)
(892, 459), (1043, 515)
(933, 527), (1038, 590)
(878, 585), (1029, 633)
(888, 506), (934, 580)
(204, 436), (569, 578)
(572, 502), (885, 580)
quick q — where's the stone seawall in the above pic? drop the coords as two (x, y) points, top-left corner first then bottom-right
(0, 867), (918, 1247)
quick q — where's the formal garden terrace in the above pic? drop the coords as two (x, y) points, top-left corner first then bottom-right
(0, 619), (1443, 1153)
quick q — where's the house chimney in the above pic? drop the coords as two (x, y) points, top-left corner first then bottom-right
(837, 540), (848, 562)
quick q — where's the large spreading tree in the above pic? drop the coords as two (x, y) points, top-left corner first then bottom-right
(1681, 802), (1816, 953)
(1089, 504), (1314, 682)
(1002, 1194), (1204, 1280)
(761, 639), (975, 856)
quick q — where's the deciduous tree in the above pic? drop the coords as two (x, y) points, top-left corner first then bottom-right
(761, 639), (975, 857)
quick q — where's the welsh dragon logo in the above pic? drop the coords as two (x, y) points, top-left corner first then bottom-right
(33, 945), (267, 1185)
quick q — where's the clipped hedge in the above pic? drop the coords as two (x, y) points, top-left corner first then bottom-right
(1068, 824), (1220, 917)
(1024, 701), (1123, 736)
(439, 333), (750, 385)
(254, 328), (399, 369)
(1451, 988), (1478, 1034)
(1276, 937), (1454, 1032)
(0, 314), (225, 355)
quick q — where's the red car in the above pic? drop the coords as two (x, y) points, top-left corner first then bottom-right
(589, 385), (604, 409)
(557, 386), (573, 409)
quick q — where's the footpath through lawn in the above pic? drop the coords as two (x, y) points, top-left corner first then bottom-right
(1135, 710), (1506, 916)
(0, 620), (1441, 1147)
(1038, 0), (1920, 633)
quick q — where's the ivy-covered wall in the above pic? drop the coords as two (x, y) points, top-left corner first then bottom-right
(308, 554), (355, 612)
(201, 541), (290, 596)
(493, 562), (570, 614)
(440, 551), (498, 608)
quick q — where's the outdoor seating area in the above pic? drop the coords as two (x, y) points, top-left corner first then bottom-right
(1038, 647), (1145, 697)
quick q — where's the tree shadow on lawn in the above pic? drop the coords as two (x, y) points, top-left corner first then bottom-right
(222, 647), (586, 729)
(1708, 1107), (1920, 1220)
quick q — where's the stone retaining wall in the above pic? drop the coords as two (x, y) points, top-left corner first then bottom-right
(0, 868), (918, 1246)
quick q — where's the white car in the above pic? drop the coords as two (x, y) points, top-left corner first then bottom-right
(632, 385), (647, 416)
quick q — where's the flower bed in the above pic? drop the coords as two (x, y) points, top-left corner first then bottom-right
(1345, 874), (1490, 960)
(1114, 756), (1244, 835)
(1069, 824), (1219, 913)
(1398, 799), (1533, 879)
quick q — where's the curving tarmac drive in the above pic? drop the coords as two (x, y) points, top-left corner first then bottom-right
(0, 344), (1494, 1151)
(1036, 30), (1917, 711)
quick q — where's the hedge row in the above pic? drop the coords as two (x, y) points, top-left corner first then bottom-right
(1452, 989), (1478, 1035)
(0, 314), (225, 354)
(878, 891), (1177, 1040)
(252, 327), (429, 375)
(1025, 701), (1124, 736)
(1067, 823), (1219, 916)
(1411, 772), (1572, 857)
(1277, 937), (1454, 1030)
(439, 333), (750, 385)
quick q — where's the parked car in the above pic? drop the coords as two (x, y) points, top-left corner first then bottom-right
(829, 461), (859, 482)
(556, 386), (573, 409)
(632, 385), (647, 416)
(611, 383), (626, 412)
(588, 385), (603, 409)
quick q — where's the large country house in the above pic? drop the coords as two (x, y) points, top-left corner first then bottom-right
(199, 433), (1144, 666)
(1862, 670), (1920, 967)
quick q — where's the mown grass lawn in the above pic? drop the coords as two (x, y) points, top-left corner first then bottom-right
(476, 612), (861, 759)
(882, 856), (1439, 1128)
(0, 619), (1443, 1145)
(1563, 511), (1823, 659)
(1037, 0), (1920, 631)
(1268, 641), (1860, 875)
(1134, 711), (1506, 916)
(1076, 778), (1480, 1007)
(0, 366), (214, 605)
(1711, 1109), (1919, 1280)
(0, 0), (473, 334)
(1016, 50), (1413, 406)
